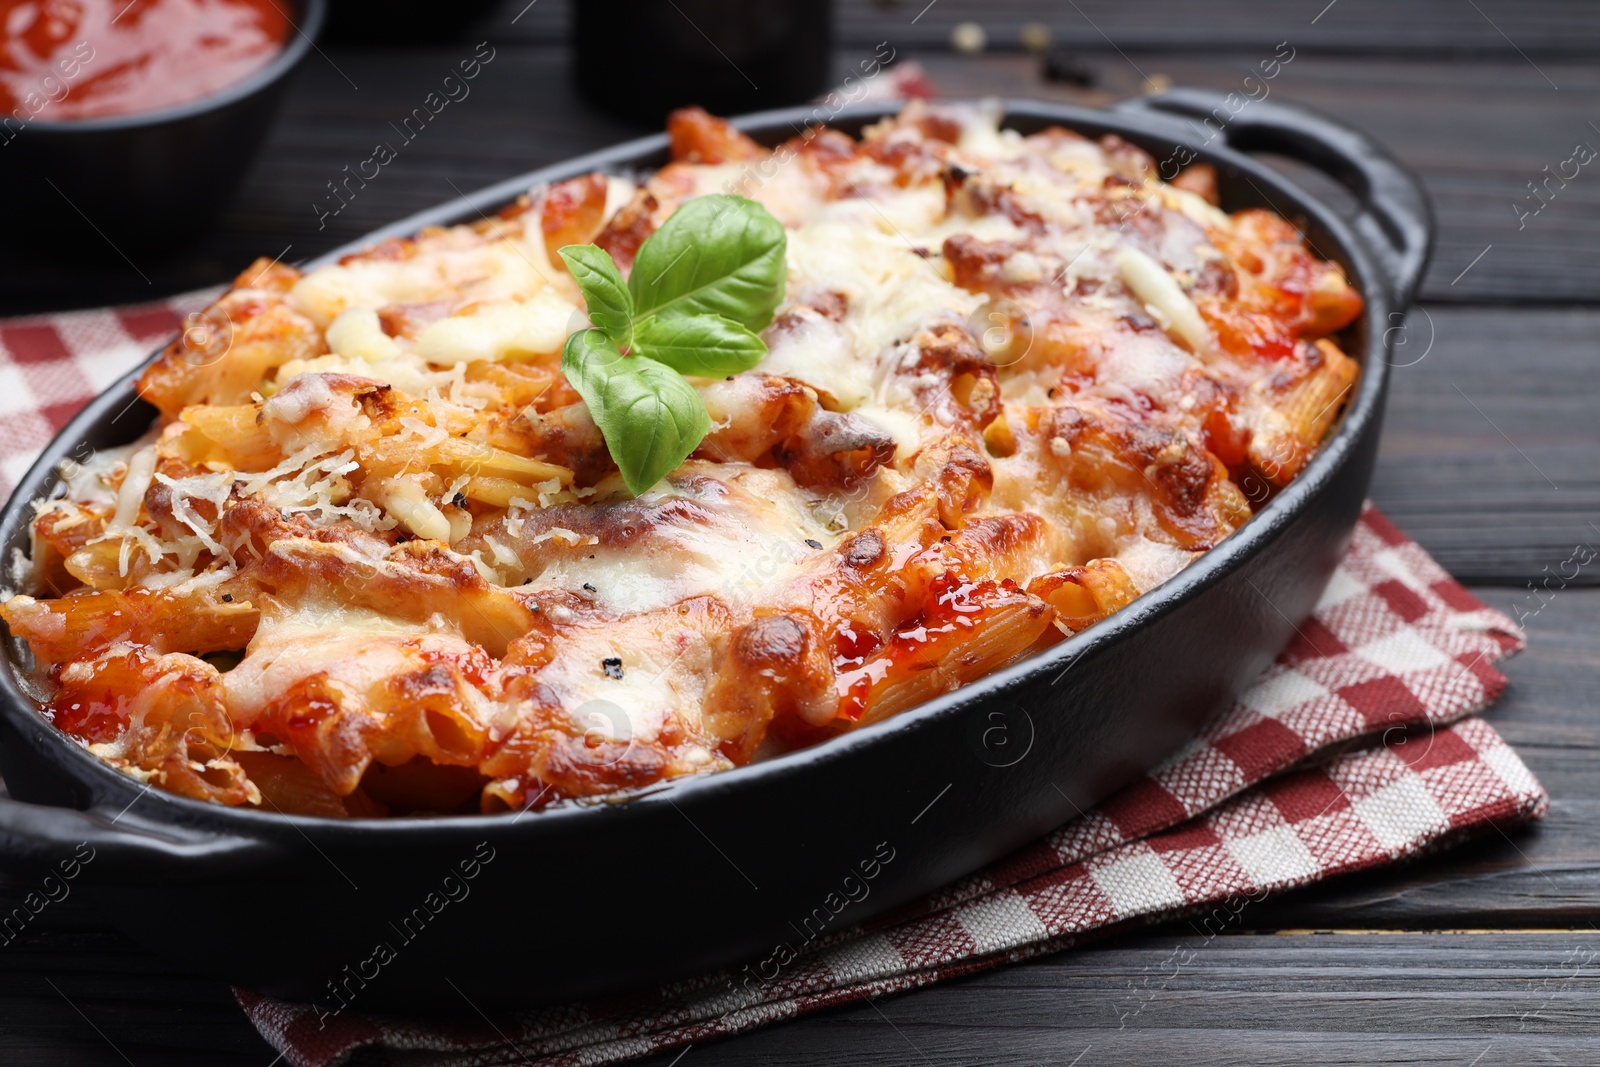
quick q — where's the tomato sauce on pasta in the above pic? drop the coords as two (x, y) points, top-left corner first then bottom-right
(2, 102), (1363, 816)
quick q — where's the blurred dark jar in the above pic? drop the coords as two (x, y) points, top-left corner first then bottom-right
(321, 0), (500, 44)
(575, 0), (832, 125)
(0, 0), (324, 257)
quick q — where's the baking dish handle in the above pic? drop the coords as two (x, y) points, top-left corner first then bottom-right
(1115, 88), (1434, 305)
(0, 792), (281, 881)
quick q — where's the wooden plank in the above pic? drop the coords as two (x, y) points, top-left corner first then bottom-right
(0, 926), (1595, 1065)
(1369, 307), (1600, 584)
(0, 925), (266, 1065)
(840, 0), (1600, 56)
(4, 47), (1599, 313)
(626, 931), (1600, 1067)
(493, 0), (1600, 55)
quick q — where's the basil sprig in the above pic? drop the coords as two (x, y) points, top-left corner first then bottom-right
(558, 195), (786, 495)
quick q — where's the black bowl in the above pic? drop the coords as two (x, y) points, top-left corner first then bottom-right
(0, 91), (1431, 1010)
(0, 0), (326, 256)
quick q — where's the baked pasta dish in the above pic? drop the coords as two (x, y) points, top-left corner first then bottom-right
(1, 102), (1362, 817)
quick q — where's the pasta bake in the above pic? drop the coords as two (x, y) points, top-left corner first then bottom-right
(1, 101), (1362, 817)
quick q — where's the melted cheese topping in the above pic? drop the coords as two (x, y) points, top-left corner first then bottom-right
(225, 603), (453, 719)
(785, 201), (985, 386)
(10, 100), (1363, 816)
(529, 613), (717, 747)
(516, 468), (838, 616)
(413, 290), (579, 365)
(288, 237), (551, 329)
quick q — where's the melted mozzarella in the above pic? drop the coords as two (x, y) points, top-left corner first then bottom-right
(528, 613), (716, 746)
(1116, 246), (1211, 353)
(1112, 537), (1201, 592)
(758, 310), (866, 408)
(671, 159), (828, 228)
(955, 100), (1026, 160)
(522, 467), (836, 615)
(225, 603), (467, 721)
(111, 446), (158, 531)
(774, 200), (982, 412)
(602, 175), (638, 221)
(288, 238), (549, 329)
(1083, 319), (1203, 409)
(272, 352), (438, 398)
(851, 402), (928, 461)
(259, 373), (370, 454)
(413, 289), (579, 365)
(326, 307), (405, 363)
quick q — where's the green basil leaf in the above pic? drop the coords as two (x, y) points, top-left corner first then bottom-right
(561, 328), (710, 496)
(632, 314), (768, 378)
(629, 194), (787, 333)
(558, 244), (633, 349)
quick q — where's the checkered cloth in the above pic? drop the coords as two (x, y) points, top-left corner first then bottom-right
(0, 296), (1545, 1067)
(0, 290), (220, 497)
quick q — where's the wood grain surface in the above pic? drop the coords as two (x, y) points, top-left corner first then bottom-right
(7, 9), (1600, 311)
(2, 1), (1598, 1063)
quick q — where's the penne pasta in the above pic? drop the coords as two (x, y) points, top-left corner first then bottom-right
(6, 100), (1360, 814)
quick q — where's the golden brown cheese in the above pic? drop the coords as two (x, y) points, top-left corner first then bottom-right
(2, 101), (1362, 816)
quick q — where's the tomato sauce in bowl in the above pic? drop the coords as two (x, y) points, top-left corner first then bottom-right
(0, 0), (291, 120)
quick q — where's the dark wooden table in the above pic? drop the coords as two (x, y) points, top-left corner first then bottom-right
(5, 1), (1600, 1062)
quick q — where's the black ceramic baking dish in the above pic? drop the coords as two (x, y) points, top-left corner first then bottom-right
(0, 90), (1431, 1009)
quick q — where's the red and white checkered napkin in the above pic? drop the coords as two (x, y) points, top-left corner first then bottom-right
(0, 292), (221, 497)
(235, 509), (1544, 1067)
(0, 298), (1546, 1067)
